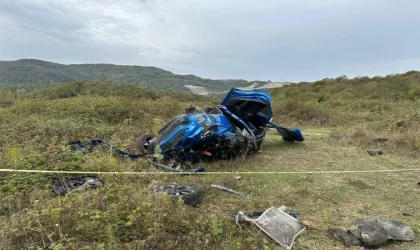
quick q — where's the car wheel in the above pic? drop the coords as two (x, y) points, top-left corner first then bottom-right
(153, 184), (203, 206)
(136, 134), (155, 154)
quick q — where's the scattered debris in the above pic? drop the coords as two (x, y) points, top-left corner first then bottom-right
(234, 206), (305, 249)
(148, 159), (205, 173)
(373, 137), (388, 142)
(233, 209), (301, 221)
(328, 217), (415, 248)
(210, 184), (249, 198)
(69, 139), (144, 160)
(403, 213), (414, 217)
(69, 139), (205, 173)
(153, 184), (203, 206)
(288, 211), (301, 220)
(52, 176), (103, 195)
(367, 150), (383, 156)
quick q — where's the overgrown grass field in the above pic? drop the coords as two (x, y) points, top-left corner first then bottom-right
(0, 74), (419, 249)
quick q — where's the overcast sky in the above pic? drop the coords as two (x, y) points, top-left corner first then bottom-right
(1, 0), (419, 82)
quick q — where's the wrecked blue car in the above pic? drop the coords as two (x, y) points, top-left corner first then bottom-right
(136, 88), (304, 164)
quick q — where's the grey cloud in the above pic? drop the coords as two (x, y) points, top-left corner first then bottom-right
(0, 0), (419, 82)
(0, 1), (89, 42)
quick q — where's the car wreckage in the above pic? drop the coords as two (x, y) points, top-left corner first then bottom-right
(70, 88), (304, 172)
(136, 88), (304, 166)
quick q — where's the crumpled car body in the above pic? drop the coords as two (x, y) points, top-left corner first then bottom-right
(139, 88), (303, 163)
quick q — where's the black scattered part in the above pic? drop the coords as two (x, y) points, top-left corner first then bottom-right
(135, 134), (155, 154)
(69, 140), (93, 152)
(403, 213), (413, 217)
(248, 211), (263, 218)
(373, 138), (389, 142)
(153, 184), (203, 206)
(53, 176), (104, 195)
(229, 211), (262, 222)
(69, 139), (146, 160)
(288, 211), (301, 219)
(417, 182), (420, 186)
(327, 229), (362, 247)
(209, 184), (249, 198)
(367, 150), (383, 156)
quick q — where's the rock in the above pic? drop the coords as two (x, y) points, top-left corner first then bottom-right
(349, 229), (362, 240)
(330, 218), (416, 248)
(356, 219), (388, 248)
(377, 217), (415, 241)
(327, 229), (362, 247)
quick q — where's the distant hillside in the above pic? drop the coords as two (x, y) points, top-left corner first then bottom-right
(270, 70), (420, 127)
(272, 70), (420, 102)
(0, 80), (216, 106)
(0, 59), (250, 92)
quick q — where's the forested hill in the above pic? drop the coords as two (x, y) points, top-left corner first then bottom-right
(0, 59), (250, 92)
(271, 70), (420, 102)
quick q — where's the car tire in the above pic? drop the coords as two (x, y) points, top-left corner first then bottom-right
(136, 134), (154, 154)
(153, 184), (203, 206)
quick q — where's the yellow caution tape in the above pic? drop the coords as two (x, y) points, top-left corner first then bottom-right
(0, 168), (419, 175)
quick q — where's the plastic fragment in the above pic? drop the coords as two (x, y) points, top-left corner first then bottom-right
(210, 184), (248, 198)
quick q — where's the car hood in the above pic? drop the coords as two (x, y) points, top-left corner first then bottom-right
(221, 88), (272, 107)
(221, 88), (273, 125)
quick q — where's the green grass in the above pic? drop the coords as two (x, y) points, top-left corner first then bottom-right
(0, 79), (419, 249)
(1, 129), (419, 249)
